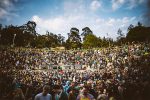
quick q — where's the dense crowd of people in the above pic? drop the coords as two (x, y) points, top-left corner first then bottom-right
(0, 43), (150, 100)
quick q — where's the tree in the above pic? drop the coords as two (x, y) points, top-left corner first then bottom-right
(117, 28), (124, 37)
(117, 28), (124, 40)
(0, 21), (37, 47)
(83, 34), (100, 48)
(19, 21), (37, 47)
(126, 25), (150, 42)
(26, 21), (37, 35)
(137, 22), (142, 27)
(101, 37), (109, 47)
(128, 24), (134, 31)
(19, 21), (37, 35)
(57, 34), (65, 46)
(81, 27), (93, 41)
(0, 24), (1, 30)
(116, 28), (126, 45)
(66, 27), (81, 49)
(44, 31), (59, 48)
(33, 35), (46, 48)
(1, 25), (23, 46)
(0, 24), (2, 44)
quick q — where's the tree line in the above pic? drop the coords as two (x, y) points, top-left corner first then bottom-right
(0, 21), (150, 49)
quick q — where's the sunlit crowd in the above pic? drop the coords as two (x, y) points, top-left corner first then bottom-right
(0, 43), (150, 100)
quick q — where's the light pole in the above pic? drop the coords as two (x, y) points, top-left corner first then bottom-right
(11, 34), (16, 47)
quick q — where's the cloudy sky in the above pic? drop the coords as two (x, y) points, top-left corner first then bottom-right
(0, 0), (149, 39)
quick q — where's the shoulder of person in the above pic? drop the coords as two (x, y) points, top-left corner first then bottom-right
(35, 93), (43, 97)
(47, 93), (52, 96)
(76, 94), (81, 100)
(35, 93), (42, 100)
(88, 93), (94, 99)
(61, 91), (67, 95)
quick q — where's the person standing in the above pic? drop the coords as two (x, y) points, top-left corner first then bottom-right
(13, 88), (25, 100)
(76, 86), (95, 100)
(68, 87), (76, 100)
(34, 85), (52, 100)
(53, 85), (68, 100)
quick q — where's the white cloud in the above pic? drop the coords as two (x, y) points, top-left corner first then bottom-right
(95, 18), (104, 23)
(107, 18), (116, 26)
(0, 7), (18, 22)
(0, 0), (19, 21)
(0, 0), (13, 7)
(112, 0), (145, 11)
(0, 0), (12, 19)
(112, 0), (125, 11)
(128, 0), (137, 9)
(32, 15), (82, 35)
(63, 0), (85, 15)
(31, 13), (137, 40)
(139, 0), (145, 3)
(0, 8), (8, 19)
(90, 0), (101, 11)
(29, 0), (139, 40)
(127, 0), (145, 9)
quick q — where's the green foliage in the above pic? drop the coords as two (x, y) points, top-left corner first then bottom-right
(126, 25), (150, 42)
(32, 35), (46, 48)
(101, 37), (113, 47)
(128, 24), (134, 31)
(83, 34), (100, 48)
(0, 21), (65, 48)
(66, 27), (82, 49)
(31, 32), (65, 48)
(116, 28), (126, 45)
(81, 27), (93, 40)
(0, 21), (36, 47)
(1, 20), (149, 49)
(117, 22), (150, 44)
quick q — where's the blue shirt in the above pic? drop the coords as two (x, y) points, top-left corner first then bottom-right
(34, 93), (52, 100)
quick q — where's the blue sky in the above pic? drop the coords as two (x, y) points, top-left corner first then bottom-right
(0, 0), (148, 39)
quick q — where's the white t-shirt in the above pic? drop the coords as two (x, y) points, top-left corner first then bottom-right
(34, 93), (52, 100)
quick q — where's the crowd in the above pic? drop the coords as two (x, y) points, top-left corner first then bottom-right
(0, 43), (150, 100)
